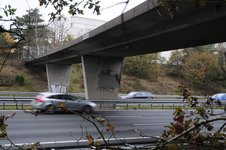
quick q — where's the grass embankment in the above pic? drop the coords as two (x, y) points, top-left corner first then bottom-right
(1, 59), (225, 95)
(0, 59), (41, 92)
(0, 105), (31, 110)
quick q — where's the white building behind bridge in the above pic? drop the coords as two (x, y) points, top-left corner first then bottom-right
(69, 16), (106, 38)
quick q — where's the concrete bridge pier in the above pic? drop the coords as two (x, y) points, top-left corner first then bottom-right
(46, 64), (73, 93)
(82, 55), (124, 108)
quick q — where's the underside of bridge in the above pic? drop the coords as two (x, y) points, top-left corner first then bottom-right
(26, 0), (226, 101)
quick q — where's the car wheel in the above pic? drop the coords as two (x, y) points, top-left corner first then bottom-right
(45, 105), (55, 114)
(83, 106), (92, 114)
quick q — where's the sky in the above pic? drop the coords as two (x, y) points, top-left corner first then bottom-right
(0, 0), (172, 60)
(1, 0), (147, 23)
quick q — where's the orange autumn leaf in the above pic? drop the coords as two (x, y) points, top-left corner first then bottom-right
(59, 102), (64, 106)
(86, 135), (93, 140)
(91, 115), (96, 119)
(106, 124), (115, 131)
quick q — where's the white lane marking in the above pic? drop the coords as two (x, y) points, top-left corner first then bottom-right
(106, 116), (141, 117)
(2, 137), (152, 147)
(134, 123), (168, 126)
(40, 142), (56, 144)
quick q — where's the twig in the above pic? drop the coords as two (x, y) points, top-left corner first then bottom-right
(155, 116), (226, 150)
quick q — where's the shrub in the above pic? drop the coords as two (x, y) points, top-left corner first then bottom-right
(15, 74), (25, 86)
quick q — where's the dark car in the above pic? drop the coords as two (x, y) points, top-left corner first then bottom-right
(120, 91), (154, 99)
(31, 92), (96, 114)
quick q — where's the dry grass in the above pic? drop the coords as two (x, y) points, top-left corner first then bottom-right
(120, 74), (201, 95)
(0, 59), (40, 92)
(68, 64), (85, 93)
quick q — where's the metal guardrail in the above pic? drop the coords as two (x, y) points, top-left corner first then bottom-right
(0, 91), (207, 110)
(0, 91), (205, 98)
(0, 94), (207, 110)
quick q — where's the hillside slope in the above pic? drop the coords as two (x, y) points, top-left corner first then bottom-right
(0, 61), (219, 95)
(120, 75), (199, 95)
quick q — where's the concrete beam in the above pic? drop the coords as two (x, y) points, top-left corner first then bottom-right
(82, 55), (124, 100)
(46, 64), (73, 93)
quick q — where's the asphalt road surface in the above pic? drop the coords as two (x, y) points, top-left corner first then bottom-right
(0, 109), (225, 149)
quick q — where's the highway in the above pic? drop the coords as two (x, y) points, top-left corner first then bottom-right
(0, 109), (226, 149)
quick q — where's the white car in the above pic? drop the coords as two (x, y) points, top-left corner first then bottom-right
(31, 92), (96, 114)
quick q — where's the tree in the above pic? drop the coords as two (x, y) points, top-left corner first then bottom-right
(156, 0), (225, 18)
(124, 53), (162, 81)
(47, 17), (74, 46)
(166, 50), (183, 78)
(183, 51), (221, 86)
(0, 32), (15, 57)
(15, 8), (49, 48)
(0, 4), (16, 18)
(38, 0), (101, 21)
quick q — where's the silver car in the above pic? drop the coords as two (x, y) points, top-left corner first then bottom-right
(31, 92), (96, 114)
(120, 91), (154, 99)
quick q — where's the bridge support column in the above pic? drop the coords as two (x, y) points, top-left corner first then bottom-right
(46, 64), (73, 93)
(82, 55), (124, 108)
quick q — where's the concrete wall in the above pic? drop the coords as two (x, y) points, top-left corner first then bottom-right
(82, 55), (124, 100)
(46, 64), (73, 93)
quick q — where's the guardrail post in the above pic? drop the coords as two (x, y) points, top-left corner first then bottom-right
(21, 103), (23, 109)
(173, 104), (174, 109)
(3, 103), (5, 109)
(126, 104), (128, 109)
(183, 104), (185, 109)
(162, 104), (163, 109)
(139, 104), (140, 109)
(151, 104), (152, 109)
(100, 104), (102, 110)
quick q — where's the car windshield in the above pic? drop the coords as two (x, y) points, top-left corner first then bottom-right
(127, 92), (137, 96)
(69, 95), (78, 100)
(36, 94), (43, 99)
(146, 92), (152, 96)
(212, 93), (225, 98)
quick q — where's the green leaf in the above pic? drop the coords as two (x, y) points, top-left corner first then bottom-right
(162, 2), (169, 8)
(157, 0), (163, 4)
(0, 132), (7, 138)
(31, 142), (39, 148)
(88, 3), (94, 9)
(180, 111), (186, 116)
(4, 11), (8, 17)
(0, 124), (8, 132)
(196, 117), (200, 123)
(200, 0), (207, 7)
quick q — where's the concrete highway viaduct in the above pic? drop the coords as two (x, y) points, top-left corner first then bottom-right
(26, 0), (226, 101)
